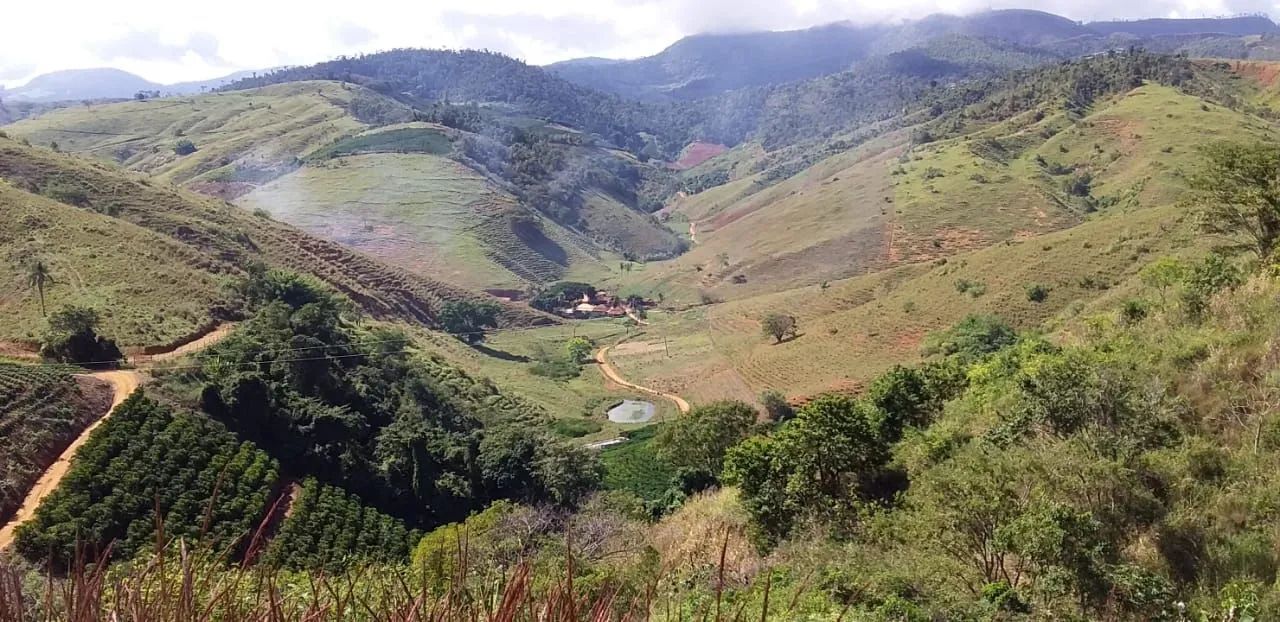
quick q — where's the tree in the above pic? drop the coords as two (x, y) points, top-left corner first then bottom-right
(439, 300), (500, 344)
(759, 390), (795, 423)
(25, 260), (54, 317)
(1139, 257), (1186, 306)
(39, 305), (124, 366)
(564, 337), (593, 364)
(654, 401), (757, 476)
(724, 394), (890, 545)
(867, 365), (942, 442)
(760, 314), (797, 343)
(1188, 142), (1280, 258)
(922, 314), (1017, 360)
(1181, 253), (1242, 322)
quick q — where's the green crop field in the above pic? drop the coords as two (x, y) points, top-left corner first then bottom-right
(600, 426), (676, 503)
(307, 125), (452, 160)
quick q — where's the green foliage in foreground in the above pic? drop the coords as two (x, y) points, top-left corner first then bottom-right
(201, 271), (599, 527)
(654, 401), (756, 476)
(15, 393), (279, 568)
(266, 479), (420, 571)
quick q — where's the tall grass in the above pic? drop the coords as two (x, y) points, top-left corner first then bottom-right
(0, 514), (778, 622)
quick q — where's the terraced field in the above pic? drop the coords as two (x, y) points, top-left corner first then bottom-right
(0, 364), (112, 524)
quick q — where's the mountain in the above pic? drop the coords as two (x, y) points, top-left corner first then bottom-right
(548, 11), (1280, 100)
(547, 22), (888, 100)
(1, 68), (160, 103)
(165, 68), (275, 94)
(1, 68), (275, 103)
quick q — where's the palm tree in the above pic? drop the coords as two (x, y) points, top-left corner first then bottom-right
(26, 260), (54, 317)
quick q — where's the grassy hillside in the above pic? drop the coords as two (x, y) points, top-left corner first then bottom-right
(6, 86), (678, 290)
(0, 136), (553, 345)
(3, 81), (407, 194)
(239, 150), (601, 290)
(619, 67), (1276, 308)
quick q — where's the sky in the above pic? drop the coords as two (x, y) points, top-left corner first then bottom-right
(1, 0), (1276, 88)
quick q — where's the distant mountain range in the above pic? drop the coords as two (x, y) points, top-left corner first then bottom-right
(547, 9), (1280, 99)
(0, 68), (271, 103)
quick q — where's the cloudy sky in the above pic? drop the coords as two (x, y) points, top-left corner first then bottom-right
(1, 0), (1275, 87)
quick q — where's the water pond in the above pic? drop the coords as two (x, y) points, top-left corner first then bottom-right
(607, 400), (655, 423)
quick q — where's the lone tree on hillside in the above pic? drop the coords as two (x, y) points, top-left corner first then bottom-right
(761, 314), (798, 344)
(1189, 142), (1280, 258)
(439, 300), (500, 344)
(26, 260), (54, 317)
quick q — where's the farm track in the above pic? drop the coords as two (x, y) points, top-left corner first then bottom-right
(594, 345), (691, 414)
(0, 370), (141, 551)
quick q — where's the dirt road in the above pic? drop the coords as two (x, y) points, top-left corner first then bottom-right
(136, 323), (236, 363)
(0, 370), (144, 551)
(595, 346), (690, 414)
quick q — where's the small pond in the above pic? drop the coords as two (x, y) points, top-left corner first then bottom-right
(607, 400), (656, 423)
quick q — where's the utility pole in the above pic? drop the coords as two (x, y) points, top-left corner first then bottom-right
(664, 333), (669, 358)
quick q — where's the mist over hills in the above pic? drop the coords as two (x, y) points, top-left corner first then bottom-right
(547, 9), (1280, 99)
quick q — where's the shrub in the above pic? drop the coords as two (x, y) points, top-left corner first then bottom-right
(1026, 283), (1050, 303)
(922, 315), (1017, 360)
(1120, 299), (1149, 326)
(173, 139), (197, 155)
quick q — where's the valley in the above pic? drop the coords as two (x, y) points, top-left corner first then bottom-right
(7, 8), (1280, 620)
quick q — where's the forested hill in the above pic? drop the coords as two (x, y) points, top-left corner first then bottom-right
(216, 37), (1064, 156)
(223, 50), (705, 156)
(549, 10), (1280, 101)
(1088, 15), (1280, 38)
(546, 22), (892, 101)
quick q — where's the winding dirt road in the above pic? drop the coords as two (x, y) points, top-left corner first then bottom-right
(0, 370), (143, 550)
(595, 345), (690, 414)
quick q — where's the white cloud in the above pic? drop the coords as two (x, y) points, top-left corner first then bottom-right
(1, 0), (1277, 88)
